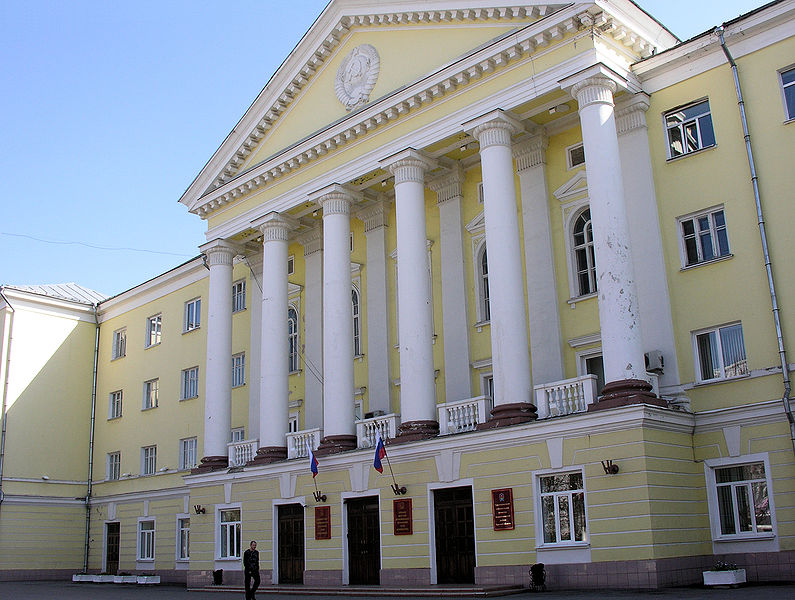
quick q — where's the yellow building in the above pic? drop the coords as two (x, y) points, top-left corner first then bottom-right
(2, 0), (794, 589)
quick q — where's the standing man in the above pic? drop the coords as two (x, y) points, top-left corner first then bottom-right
(243, 540), (260, 600)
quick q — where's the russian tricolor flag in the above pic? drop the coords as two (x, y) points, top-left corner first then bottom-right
(306, 441), (319, 478)
(373, 432), (386, 473)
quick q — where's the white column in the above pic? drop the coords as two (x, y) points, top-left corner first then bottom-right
(360, 200), (391, 416)
(514, 136), (564, 386)
(465, 110), (536, 426)
(299, 228), (324, 430)
(429, 165), (473, 403)
(198, 239), (235, 471)
(252, 212), (296, 463)
(313, 184), (357, 454)
(246, 252), (263, 444)
(380, 149), (439, 441)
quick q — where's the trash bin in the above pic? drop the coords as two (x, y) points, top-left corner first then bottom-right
(212, 569), (223, 585)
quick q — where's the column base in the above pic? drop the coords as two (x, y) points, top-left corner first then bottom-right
(247, 446), (287, 466)
(315, 434), (357, 456)
(587, 378), (668, 412)
(191, 455), (228, 474)
(391, 420), (440, 444)
(477, 402), (538, 430)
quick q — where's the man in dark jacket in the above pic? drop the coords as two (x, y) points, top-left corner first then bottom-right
(243, 540), (260, 600)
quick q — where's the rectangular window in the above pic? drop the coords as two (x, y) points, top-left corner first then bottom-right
(232, 353), (245, 388)
(145, 314), (162, 348)
(538, 472), (587, 545)
(143, 379), (159, 409)
(181, 367), (199, 400)
(665, 99), (716, 158)
(141, 445), (157, 475)
(566, 142), (585, 169)
(177, 517), (190, 560)
(232, 280), (246, 313)
(694, 323), (748, 382)
(679, 208), (730, 266)
(287, 255), (295, 275)
(288, 413), (298, 433)
(180, 437), (197, 470)
(781, 67), (795, 120)
(219, 509), (242, 559)
(714, 462), (772, 536)
(138, 520), (155, 560)
(109, 390), (123, 419)
(107, 451), (121, 481)
(184, 298), (201, 332)
(230, 427), (245, 442)
(112, 328), (126, 359)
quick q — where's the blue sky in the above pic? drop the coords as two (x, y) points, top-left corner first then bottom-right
(0, 0), (765, 297)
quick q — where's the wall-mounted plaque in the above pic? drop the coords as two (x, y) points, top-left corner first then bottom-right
(393, 498), (413, 535)
(492, 488), (515, 531)
(314, 506), (331, 540)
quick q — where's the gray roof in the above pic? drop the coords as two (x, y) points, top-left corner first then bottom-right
(5, 283), (107, 305)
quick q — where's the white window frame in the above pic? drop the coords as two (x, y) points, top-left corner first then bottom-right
(143, 378), (159, 410)
(532, 467), (589, 549)
(475, 240), (490, 324)
(677, 206), (731, 268)
(181, 366), (199, 400)
(288, 306), (299, 373)
(145, 313), (162, 348)
(692, 322), (748, 383)
(107, 451), (121, 481)
(232, 279), (246, 313)
(137, 518), (156, 561)
(565, 142), (585, 170)
(108, 390), (123, 419)
(576, 347), (605, 397)
(230, 427), (245, 443)
(179, 437), (197, 470)
(176, 516), (190, 561)
(141, 445), (157, 476)
(779, 65), (795, 121)
(288, 412), (299, 433)
(216, 505), (242, 560)
(352, 286), (362, 357)
(664, 98), (716, 159)
(571, 207), (596, 298)
(287, 254), (295, 275)
(232, 352), (246, 388)
(112, 328), (126, 360)
(184, 298), (201, 332)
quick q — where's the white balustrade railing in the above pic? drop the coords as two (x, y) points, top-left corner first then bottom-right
(438, 396), (490, 435)
(227, 438), (258, 467)
(286, 428), (322, 460)
(534, 375), (598, 419)
(356, 413), (399, 448)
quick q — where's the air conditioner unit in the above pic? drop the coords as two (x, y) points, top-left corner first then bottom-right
(644, 350), (664, 373)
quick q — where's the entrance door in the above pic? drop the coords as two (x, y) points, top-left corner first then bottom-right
(346, 496), (380, 585)
(277, 504), (304, 584)
(434, 486), (475, 583)
(105, 522), (120, 575)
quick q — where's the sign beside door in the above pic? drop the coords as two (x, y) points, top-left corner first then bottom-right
(393, 498), (412, 535)
(491, 488), (515, 530)
(314, 506), (331, 540)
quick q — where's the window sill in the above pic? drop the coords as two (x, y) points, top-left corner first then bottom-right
(714, 533), (775, 543)
(474, 319), (490, 333)
(111, 355), (126, 361)
(694, 372), (751, 387)
(567, 292), (597, 306)
(108, 416), (122, 421)
(665, 143), (717, 162)
(144, 343), (161, 350)
(232, 308), (247, 314)
(681, 254), (733, 271)
(536, 542), (590, 551)
(215, 557), (241, 562)
(182, 327), (200, 335)
(289, 369), (302, 376)
(141, 406), (158, 411)
(784, 117), (795, 125)
(180, 396), (198, 402)
(354, 354), (365, 362)
(231, 384), (247, 389)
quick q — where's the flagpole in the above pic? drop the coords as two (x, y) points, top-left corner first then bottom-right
(381, 441), (406, 495)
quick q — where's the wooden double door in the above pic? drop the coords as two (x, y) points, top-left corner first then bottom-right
(105, 522), (120, 575)
(277, 504), (304, 584)
(346, 496), (380, 585)
(434, 486), (476, 584)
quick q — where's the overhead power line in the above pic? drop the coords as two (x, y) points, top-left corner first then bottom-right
(1, 232), (192, 258)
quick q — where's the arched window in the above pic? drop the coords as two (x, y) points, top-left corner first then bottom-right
(288, 306), (298, 373)
(478, 244), (490, 321)
(352, 288), (361, 356)
(573, 209), (596, 296)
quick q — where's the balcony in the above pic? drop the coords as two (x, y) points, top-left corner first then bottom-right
(438, 396), (491, 434)
(227, 438), (258, 467)
(356, 413), (400, 448)
(534, 374), (598, 419)
(286, 428), (322, 459)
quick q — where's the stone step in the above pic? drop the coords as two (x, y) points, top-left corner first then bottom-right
(189, 584), (527, 597)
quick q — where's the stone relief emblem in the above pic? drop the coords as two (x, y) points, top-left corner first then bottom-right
(335, 44), (380, 111)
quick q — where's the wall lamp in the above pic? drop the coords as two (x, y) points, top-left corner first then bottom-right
(194, 504), (206, 514)
(601, 460), (620, 475)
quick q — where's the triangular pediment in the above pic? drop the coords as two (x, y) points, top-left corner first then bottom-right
(553, 170), (588, 203)
(465, 210), (485, 234)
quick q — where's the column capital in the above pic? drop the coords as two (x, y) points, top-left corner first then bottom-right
(309, 183), (360, 216)
(359, 199), (389, 232)
(297, 226), (323, 256)
(200, 239), (237, 267)
(379, 148), (438, 185)
(252, 212), (298, 242)
(513, 134), (548, 172)
(463, 109), (523, 149)
(616, 92), (651, 136)
(560, 64), (627, 111)
(428, 162), (464, 205)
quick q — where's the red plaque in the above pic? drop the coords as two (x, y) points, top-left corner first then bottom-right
(314, 506), (331, 540)
(393, 498), (413, 535)
(491, 488), (514, 530)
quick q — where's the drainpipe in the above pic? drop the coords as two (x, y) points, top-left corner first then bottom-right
(0, 289), (16, 509)
(83, 303), (100, 573)
(716, 27), (795, 457)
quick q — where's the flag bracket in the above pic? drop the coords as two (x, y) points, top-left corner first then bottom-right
(391, 483), (407, 495)
(312, 490), (327, 503)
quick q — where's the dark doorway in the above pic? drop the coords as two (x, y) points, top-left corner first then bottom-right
(434, 486), (475, 584)
(278, 504), (304, 584)
(346, 496), (380, 585)
(105, 522), (120, 575)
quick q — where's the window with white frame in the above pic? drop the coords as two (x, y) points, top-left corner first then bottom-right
(232, 279), (246, 313)
(143, 378), (159, 409)
(538, 471), (587, 545)
(112, 328), (126, 359)
(477, 244), (490, 322)
(482, 374), (494, 411)
(679, 208), (730, 267)
(232, 352), (245, 387)
(184, 298), (201, 332)
(145, 314), (161, 348)
(218, 508), (242, 559)
(141, 445), (157, 475)
(287, 255), (295, 275)
(181, 366), (199, 400)
(566, 142), (585, 169)
(572, 208), (596, 296)
(288, 413), (298, 433)
(710, 461), (773, 537)
(664, 99), (716, 158)
(138, 519), (155, 560)
(180, 437), (197, 470)
(781, 67), (795, 120)
(177, 517), (190, 560)
(109, 390), (123, 419)
(694, 322), (748, 382)
(230, 427), (245, 442)
(107, 451), (121, 481)
(352, 288), (361, 356)
(288, 307), (299, 373)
